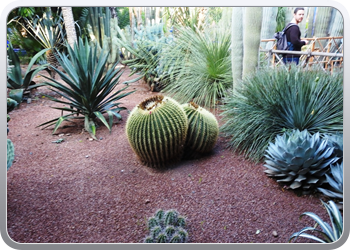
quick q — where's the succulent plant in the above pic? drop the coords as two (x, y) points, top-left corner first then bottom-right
(322, 133), (343, 160)
(126, 95), (188, 167)
(289, 200), (343, 243)
(264, 129), (338, 192)
(181, 102), (219, 159)
(144, 209), (189, 243)
(7, 139), (15, 170)
(317, 161), (343, 203)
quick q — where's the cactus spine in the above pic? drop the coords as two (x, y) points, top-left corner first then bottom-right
(126, 95), (188, 167)
(182, 102), (219, 159)
(144, 209), (189, 243)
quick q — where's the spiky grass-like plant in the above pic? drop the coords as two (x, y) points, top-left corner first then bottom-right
(38, 38), (135, 139)
(161, 25), (232, 108)
(221, 65), (343, 161)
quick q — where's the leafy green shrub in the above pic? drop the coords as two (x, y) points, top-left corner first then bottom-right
(161, 25), (232, 108)
(7, 42), (49, 104)
(289, 200), (343, 243)
(144, 209), (189, 243)
(221, 65), (343, 161)
(264, 129), (338, 193)
(38, 38), (135, 139)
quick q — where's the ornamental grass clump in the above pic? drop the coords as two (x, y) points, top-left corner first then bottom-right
(38, 38), (135, 139)
(221, 65), (343, 161)
(144, 209), (189, 243)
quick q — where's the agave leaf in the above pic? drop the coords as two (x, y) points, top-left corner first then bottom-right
(306, 177), (319, 184)
(322, 200), (343, 240)
(300, 212), (335, 242)
(289, 181), (302, 189)
(277, 176), (294, 182)
(84, 117), (97, 140)
(293, 146), (305, 158)
(297, 168), (310, 175)
(289, 231), (329, 243)
(317, 187), (343, 199)
(94, 111), (111, 132)
(294, 175), (307, 182)
(8, 89), (24, 104)
(52, 116), (69, 134)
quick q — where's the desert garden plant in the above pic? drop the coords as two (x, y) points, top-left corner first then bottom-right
(289, 200), (343, 243)
(144, 209), (189, 243)
(264, 129), (338, 193)
(7, 42), (49, 104)
(221, 65), (343, 161)
(317, 161), (343, 204)
(161, 25), (232, 108)
(125, 95), (188, 167)
(181, 102), (219, 159)
(38, 38), (135, 139)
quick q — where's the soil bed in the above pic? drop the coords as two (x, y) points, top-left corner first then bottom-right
(7, 65), (328, 243)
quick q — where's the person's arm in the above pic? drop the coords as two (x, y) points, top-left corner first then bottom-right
(289, 26), (307, 46)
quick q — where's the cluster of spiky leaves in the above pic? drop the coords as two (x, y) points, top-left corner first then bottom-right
(317, 162), (343, 203)
(264, 129), (338, 192)
(221, 65), (343, 161)
(144, 209), (188, 243)
(289, 200), (343, 243)
(38, 38), (135, 139)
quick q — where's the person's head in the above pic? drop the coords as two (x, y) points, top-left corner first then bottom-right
(293, 8), (305, 24)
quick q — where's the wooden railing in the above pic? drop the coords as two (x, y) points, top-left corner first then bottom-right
(259, 36), (343, 73)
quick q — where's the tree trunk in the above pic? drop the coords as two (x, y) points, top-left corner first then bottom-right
(62, 7), (77, 48)
(231, 7), (244, 88)
(242, 7), (263, 78)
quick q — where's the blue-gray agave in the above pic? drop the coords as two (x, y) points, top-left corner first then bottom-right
(264, 129), (338, 191)
(317, 161), (343, 202)
(323, 133), (343, 159)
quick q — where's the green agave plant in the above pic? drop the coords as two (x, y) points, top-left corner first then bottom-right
(38, 38), (135, 139)
(7, 42), (49, 104)
(289, 200), (343, 243)
(264, 129), (338, 192)
(144, 209), (189, 243)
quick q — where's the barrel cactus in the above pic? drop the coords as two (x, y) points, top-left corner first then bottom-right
(264, 129), (338, 192)
(126, 95), (188, 167)
(144, 209), (189, 243)
(181, 102), (219, 159)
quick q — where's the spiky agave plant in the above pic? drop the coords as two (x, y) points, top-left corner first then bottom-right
(264, 129), (338, 192)
(289, 200), (343, 243)
(181, 102), (219, 159)
(317, 162), (343, 203)
(125, 95), (188, 167)
(144, 209), (189, 243)
(38, 38), (135, 139)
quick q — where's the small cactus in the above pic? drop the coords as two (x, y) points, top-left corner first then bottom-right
(7, 139), (15, 170)
(126, 95), (188, 167)
(144, 209), (189, 243)
(182, 102), (219, 159)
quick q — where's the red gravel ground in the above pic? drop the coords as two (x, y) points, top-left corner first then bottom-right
(6, 65), (332, 244)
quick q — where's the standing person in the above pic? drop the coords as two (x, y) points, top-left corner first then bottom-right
(283, 7), (309, 65)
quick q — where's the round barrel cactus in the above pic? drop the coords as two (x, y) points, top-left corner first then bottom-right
(181, 102), (219, 159)
(126, 95), (188, 167)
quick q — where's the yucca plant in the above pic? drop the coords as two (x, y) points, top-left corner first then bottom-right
(37, 38), (135, 139)
(9, 8), (66, 79)
(264, 129), (338, 192)
(7, 42), (49, 104)
(221, 65), (343, 161)
(162, 25), (232, 108)
(289, 200), (343, 243)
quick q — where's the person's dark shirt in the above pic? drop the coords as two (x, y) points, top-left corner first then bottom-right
(285, 23), (306, 58)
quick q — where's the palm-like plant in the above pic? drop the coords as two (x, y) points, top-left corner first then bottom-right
(289, 200), (343, 243)
(10, 8), (66, 79)
(37, 38), (135, 139)
(7, 42), (49, 104)
(162, 25), (232, 108)
(221, 65), (343, 161)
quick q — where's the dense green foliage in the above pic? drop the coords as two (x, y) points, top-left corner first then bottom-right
(221, 65), (343, 161)
(162, 25), (232, 108)
(38, 38), (134, 139)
